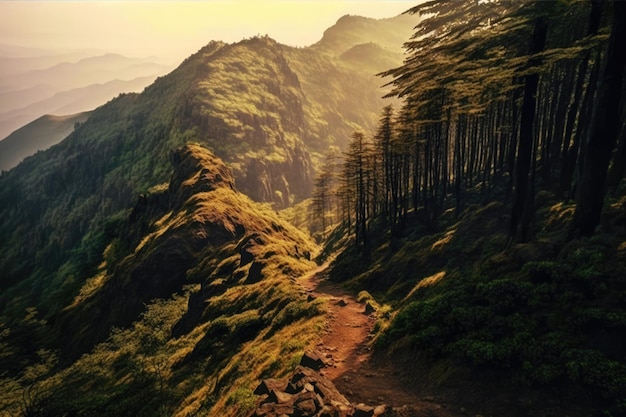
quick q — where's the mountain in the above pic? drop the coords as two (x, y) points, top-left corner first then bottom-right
(0, 53), (171, 93)
(0, 13), (419, 417)
(0, 143), (323, 416)
(313, 13), (416, 55)
(0, 75), (158, 139)
(2, 6), (623, 417)
(0, 51), (97, 76)
(0, 84), (57, 113)
(0, 111), (91, 171)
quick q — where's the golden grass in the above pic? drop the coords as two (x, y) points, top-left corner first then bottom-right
(3, 144), (325, 417)
(134, 210), (184, 253)
(403, 271), (447, 302)
(431, 228), (456, 251)
(204, 314), (326, 417)
(66, 270), (110, 309)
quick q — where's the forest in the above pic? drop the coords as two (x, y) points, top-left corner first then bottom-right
(309, 1), (626, 415)
(312, 0), (626, 249)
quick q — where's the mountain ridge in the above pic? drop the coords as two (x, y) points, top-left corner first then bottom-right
(0, 142), (324, 416)
(0, 14), (418, 314)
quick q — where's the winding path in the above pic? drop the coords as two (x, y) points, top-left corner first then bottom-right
(299, 263), (462, 416)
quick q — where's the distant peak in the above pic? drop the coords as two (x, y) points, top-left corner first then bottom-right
(313, 12), (417, 55)
(238, 35), (280, 47)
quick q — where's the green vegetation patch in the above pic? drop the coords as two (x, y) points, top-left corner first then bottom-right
(330, 197), (626, 415)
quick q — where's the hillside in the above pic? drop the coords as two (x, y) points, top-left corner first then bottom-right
(302, 1), (626, 416)
(0, 111), (91, 171)
(0, 143), (324, 416)
(4, 2), (622, 416)
(0, 13), (417, 319)
(0, 12), (418, 417)
(325, 192), (626, 417)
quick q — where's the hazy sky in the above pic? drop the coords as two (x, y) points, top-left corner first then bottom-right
(1, 1), (415, 61)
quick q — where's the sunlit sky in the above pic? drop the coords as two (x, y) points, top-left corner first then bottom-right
(1, 1), (414, 61)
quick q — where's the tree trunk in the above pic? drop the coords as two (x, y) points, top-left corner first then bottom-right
(560, 0), (603, 196)
(571, 1), (626, 237)
(606, 122), (626, 190)
(510, 11), (548, 243)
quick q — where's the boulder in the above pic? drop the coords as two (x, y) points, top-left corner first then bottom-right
(353, 404), (374, 417)
(254, 378), (287, 396)
(267, 389), (295, 405)
(300, 351), (327, 371)
(247, 363), (395, 417)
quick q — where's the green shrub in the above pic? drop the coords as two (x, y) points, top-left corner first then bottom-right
(226, 386), (256, 412)
(381, 248), (626, 412)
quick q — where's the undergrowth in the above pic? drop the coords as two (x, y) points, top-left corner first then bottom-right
(330, 194), (626, 416)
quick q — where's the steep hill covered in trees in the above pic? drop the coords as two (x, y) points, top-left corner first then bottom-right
(309, 1), (626, 415)
(1, 143), (324, 416)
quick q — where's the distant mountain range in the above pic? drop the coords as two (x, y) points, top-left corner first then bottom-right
(0, 52), (174, 139)
(0, 75), (158, 155)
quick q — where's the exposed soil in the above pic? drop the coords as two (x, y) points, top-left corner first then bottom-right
(299, 263), (465, 417)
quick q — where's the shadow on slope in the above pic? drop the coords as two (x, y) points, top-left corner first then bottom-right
(0, 144), (325, 417)
(328, 191), (626, 417)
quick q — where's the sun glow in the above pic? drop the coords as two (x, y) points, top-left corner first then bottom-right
(1, 1), (414, 61)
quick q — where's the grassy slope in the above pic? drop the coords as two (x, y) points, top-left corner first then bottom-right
(0, 144), (325, 417)
(328, 190), (626, 416)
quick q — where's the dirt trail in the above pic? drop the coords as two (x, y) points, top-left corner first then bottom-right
(299, 263), (462, 416)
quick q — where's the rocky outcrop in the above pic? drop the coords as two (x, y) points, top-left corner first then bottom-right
(55, 145), (239, 360)
(168, 143), (235, 208)
(248, 352), (390, 417)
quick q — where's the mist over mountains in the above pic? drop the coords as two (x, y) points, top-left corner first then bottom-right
(0, 50), (174, 140)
